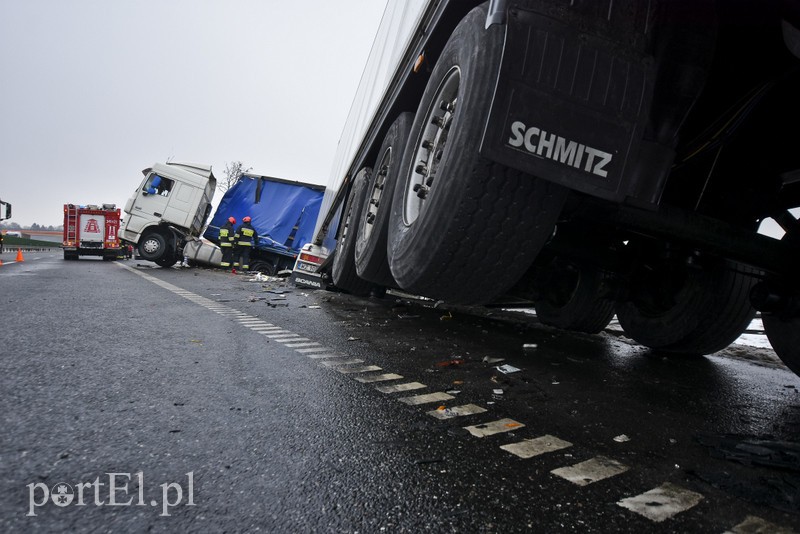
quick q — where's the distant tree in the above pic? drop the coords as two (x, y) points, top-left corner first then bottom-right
(31, 223), (41, 230)
(219, 161), (252, 193)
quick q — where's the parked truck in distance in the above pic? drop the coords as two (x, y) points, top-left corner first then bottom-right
(62, 204), (121, 261)
(292, 1), (800, 379)
(119, 162), (216, 267)
(203, 174), (324, 274)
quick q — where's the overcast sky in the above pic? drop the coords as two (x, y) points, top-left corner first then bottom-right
(0, 0), (387, 227)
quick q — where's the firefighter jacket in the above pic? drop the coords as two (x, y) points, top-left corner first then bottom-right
(219, 221), (235, 247)
(235, 222), (258, 247)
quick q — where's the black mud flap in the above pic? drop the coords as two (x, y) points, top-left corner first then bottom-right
(481, 3), (671, 204)
(291, 271), (325, 290)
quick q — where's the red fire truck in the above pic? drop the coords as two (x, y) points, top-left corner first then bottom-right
(62, 204), (121, 261)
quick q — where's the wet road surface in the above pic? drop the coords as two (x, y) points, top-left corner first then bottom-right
(1, 252), (798, 532)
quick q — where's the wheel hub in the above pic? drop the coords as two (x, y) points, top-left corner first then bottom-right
(405, 67), (460, 226)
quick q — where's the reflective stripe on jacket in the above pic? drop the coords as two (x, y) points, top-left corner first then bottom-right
(237, 225), (256, 246)
(219, 223), (235, 247)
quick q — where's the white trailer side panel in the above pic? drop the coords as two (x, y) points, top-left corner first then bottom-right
(314, 0), (433, 244)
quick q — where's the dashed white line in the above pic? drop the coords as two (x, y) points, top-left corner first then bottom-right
(725, 516), (797, 534)
(427, 404), (487, 420)
(500, 434), (571, 458)
(376, 382), (426, 394)
(399, 392), (454, 406)
(354, 373), (404, 383)
(305, 353), (341, 359)
(337, 365), (382, 374)
(321, 359), (365, 367)
(617, 483), (704, 523)
(551, 456), (629, 486)
(465, 419), (526, 438)
(295, 346), (332, 354)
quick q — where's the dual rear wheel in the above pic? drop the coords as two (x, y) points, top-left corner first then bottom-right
(332, 3), (566, 305)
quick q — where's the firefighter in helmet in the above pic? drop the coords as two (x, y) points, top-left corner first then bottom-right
(234, 216), (258, 271)
(219, 216), (236, 269)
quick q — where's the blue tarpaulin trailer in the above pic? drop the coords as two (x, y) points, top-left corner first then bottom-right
(204, 174), (324, 274)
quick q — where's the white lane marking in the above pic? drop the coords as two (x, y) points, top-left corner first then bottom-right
(285, 342), (321, 348)
(296, 347), (332, 354)
(249, 325), (279, 330)
(617, 483), (704, 523)
(551, 456), (628, 486)
(399, 392), (454, 406)
(262, 331), (294, 338)
(354, 373), (404, 383)
(271, 336), (307, 342)
(321, 359), (365, 367)
(376, 382), (426, 394)
(305, 353), (341, 359)
(724, 516), (798, 534)
(337, 365), (382, 374)
(465, 419), (526, 438)
(500, 435), (571, 458)
(427, 404), (487, 420)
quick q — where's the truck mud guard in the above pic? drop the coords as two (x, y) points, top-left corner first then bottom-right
(480, 0), (675, 205)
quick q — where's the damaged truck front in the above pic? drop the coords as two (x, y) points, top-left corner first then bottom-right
(120, 162), (216, 267)
(293, 0), (800, 379)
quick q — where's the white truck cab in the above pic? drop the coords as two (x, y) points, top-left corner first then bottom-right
(120, 162), (216, 267)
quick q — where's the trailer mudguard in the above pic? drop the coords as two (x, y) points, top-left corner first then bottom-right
(480, 0), (675, 205)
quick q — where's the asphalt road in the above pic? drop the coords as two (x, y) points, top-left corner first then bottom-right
(1, 251), (799, 533)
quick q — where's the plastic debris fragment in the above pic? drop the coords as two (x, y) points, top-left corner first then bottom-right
(435, 359), (464, 367)
(613, 434), (631, 443)
(496, 364), (521, 374)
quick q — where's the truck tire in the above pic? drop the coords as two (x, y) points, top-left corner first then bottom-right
(155, 256), (177, 268)
(617, 256), (757, 354)
(355, 112), (414, 286)
(387, 3), (566, 305)
(535, 261), (616, 334)
(250, 260), (276, 276)
(331, 168), (373, 296)
(763, 313), (800, 376)
(138, 231), (168, 261)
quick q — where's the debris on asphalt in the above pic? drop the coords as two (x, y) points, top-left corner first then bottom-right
(493, 389), (504, 395)
(496, 364), (522, 374)
(445, 390), (461, 395)
(347, 337), (361, 341)
(397, 313), (421, 319)
(614, 434), (631, 443)
(308, 305), (321, 309)
(523, 343), (538, 350)
(435, 358), (464, 367)
(482, 356), (505, 364)
(440, 312), (453, 321)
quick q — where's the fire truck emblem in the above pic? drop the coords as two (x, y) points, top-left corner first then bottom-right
(84, 218), (100, 233)
(51, 483), (74, 506)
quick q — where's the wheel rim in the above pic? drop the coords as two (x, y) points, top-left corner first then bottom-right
(142, 237), (161, 255)
(404, 66), (460, 226)
(363, 148), (391, 242)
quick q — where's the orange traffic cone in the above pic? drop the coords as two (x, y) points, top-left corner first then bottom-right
(15, 249), (24, 262)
